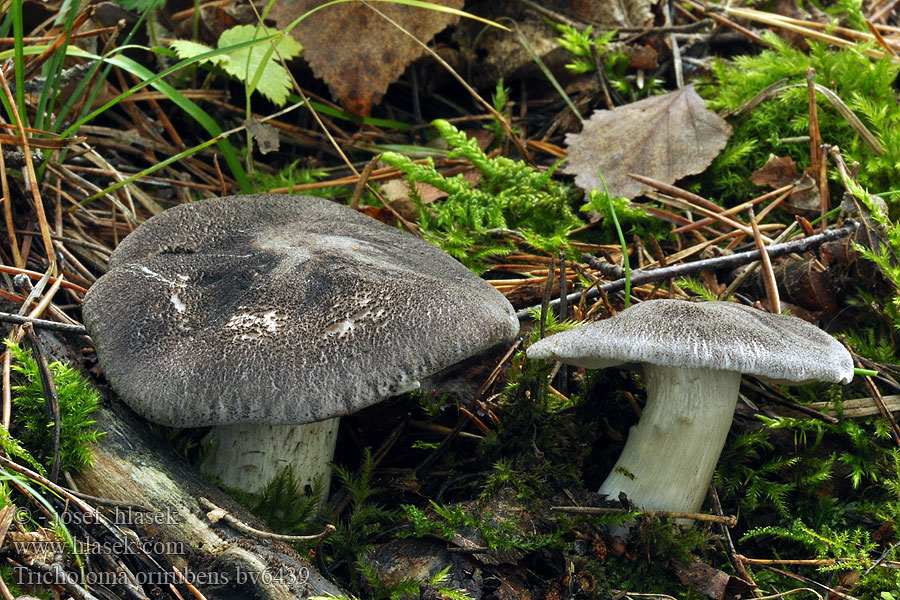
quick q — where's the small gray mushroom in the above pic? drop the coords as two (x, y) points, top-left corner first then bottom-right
(83, 194), (519, 497)
(527, 299), (853, 519)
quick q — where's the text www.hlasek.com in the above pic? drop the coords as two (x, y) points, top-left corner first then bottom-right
(10, 538), (185, 557)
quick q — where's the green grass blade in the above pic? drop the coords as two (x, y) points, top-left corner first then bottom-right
(50, 44), (273, 192)
(11, 0), (26, 126)
(300, 97), (412, 129)
(281, 0), (508, 33)
(78, 136), (222, 205)
(597, 171), (630, 307)
(53, 1), (159, 134)
(33, 2), (81, 131)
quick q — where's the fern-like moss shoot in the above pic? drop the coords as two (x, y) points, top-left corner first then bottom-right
(6, 340), (103, 473)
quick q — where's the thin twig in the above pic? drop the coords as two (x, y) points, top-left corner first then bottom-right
(748, 207), (780, 313)
(806, 68), (822, 179)
(198, 498), (336, 543)
(757, 565), (858, 600)
(21, 324), (60, 482)
(709, 485), (757, 587)
(365, 4), (531, 162)
(0, 312), (87, 335)
(0, 68), (55, 273)
(666, 0), (684, 89)
(517, 222), (859, 319)
(678, 0), (764, 43)
(551, 505), (737, 526)
(632, 174), (774, 242)
(741, 379), (839, 424)
(350, 155), (380, 210)
(842, 338), (900, 447)
(171, 565), (209, 600)
(539, 253), (556, 338)
(670, 185), (793, 235)
(742, 556), (900, 569)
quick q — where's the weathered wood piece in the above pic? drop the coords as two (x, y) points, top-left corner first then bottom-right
(73, 398), (344, 600)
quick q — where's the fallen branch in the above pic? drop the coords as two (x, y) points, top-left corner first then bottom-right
(72, 397), (346, 600)
(517, 221), (859, 320)
(550, 505), (738, 526)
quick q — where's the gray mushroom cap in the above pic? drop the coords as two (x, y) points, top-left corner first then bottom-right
(527, 299), (853, 385)
(83, 194), (520, 427)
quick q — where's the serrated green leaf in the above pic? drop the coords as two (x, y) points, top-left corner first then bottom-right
(169, 26), (302, 106)
(217, 25), (303, 106)
(169, 39), (220, 64)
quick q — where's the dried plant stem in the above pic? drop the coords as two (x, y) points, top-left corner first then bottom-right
(806, 69), (822, 177)
(631, 174), (774, 242)
(198, 498), (336, 543)
(679, 0), (762, 43)
(866, 19), (900, 57)
(709, 485), (758, 587)
(170, 565), (209, 600)
(748, 207), (780, 314)
(671, 185), (793, 235)
(847, 339), (900, 447)
(0, 69), (55, 273)
(721, 5), (897, 62)
(0, 144), (23, 268)
(742, 555), (900, 569)
(364, 3), (531, 162)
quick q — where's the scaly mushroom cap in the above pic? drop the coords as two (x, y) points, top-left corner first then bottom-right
(527, 299), (853, 384)
(83, 194), (519, 427)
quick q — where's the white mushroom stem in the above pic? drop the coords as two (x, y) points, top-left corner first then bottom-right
(201, 418), (340, 502)
(598, 365), (741, 515)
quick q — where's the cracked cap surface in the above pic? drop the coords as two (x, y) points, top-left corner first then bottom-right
(527, 299), (853, 385)
(83, 194), (520, 427)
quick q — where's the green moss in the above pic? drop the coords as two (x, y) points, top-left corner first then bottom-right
(235, 465), (323, 534)
(254, 159), (346, 199)
(380, 119), (581, 272)
(6, 340), (103, 473)
(553, 23), (664, 101)
(702, 34), (900, 207)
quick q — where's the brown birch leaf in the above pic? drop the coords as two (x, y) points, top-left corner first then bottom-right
(270, 0), (463, 116)
(565, 85), (732, 199)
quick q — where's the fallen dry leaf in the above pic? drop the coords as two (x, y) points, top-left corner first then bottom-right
(749, 154), (800, 188)
(246, 119), (280, 155)
(565, 85), (732, 199)
(271, 0), (463, 115)
(379, 179), (447, 205)
(750, 154), (819, 215)
(562, 0), (654, 28)
(672, 560), (730, 600)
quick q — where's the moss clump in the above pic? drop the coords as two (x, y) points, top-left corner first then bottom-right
(380, 120), (581, 272)
(6, 340), (103, 473)
(702, 34), (900, 208)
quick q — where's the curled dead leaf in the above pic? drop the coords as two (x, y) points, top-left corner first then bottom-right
(750, 154), (801, 188)
(750, 154), (819, 216)
(246, 119), (280, 155)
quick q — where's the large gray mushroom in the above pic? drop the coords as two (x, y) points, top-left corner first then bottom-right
(527, 299), (853, 519)
(83, 194), (519, 498)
